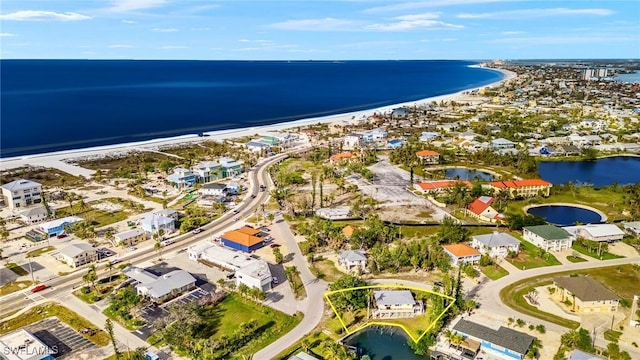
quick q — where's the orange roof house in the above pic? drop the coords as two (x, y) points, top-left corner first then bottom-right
(467, 196), (504, 223)
(489, 179), (552, 198)
(416, 150), (440, 157)
(221, 228), (264, 252)
(330, 151), (354, 163)
(236, 226), (261, 236)
(416, 150), (440, 164)
(414, 180), (472, 193)
(342, 225), (358, 239)
(442, 244), (481, 266)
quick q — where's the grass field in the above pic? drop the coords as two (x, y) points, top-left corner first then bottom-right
(0, 302), (110, 346)
(500, 264), (640, 329)
(310, 259), (344, 283)
(55, 205), (129, 227)
(571, 243), (624, 260)
(6, 263), (28, 276)
(604, 329), (622, 343)
(0, 280), (33, 296)
(73, 275), (125, 303)
(566, 255), (588, 263)
(480, 264), (509, 280)
(26, 246), (55, 258)
(286, 267), (307, 299)
(506, 236), (562, 269)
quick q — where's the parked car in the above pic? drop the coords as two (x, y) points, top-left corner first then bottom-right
(192, 228), (202, 234)
(251, 194), (257, 199)
(109, 258), (121, 265)
(128, 246), (137, 251)
(56, 234), (68, 239)
(272, 277), (279, 284)
(232, 209), (240, 215)
(31, 284), (48, 293)
(160, 239), (174, 246)
(270, 243), (281, 248)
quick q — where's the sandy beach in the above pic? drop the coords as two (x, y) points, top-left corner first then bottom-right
(0, 67), (516, 177)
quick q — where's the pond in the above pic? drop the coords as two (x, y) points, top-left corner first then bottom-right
(444, 168), (495, 181)
(538, 156), (640, 187)
(343, 326), (427, 360)
(527, 205), (605, 226)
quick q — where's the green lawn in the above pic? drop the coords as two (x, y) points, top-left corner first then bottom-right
(480, 264), (509, 280)
(0, 302), (110, 346)
(566, 255), (588, 263)
(571, 243), (624, 260)
(6, 263), (28, 276)
(55, 205), (130, 227)
(604, 330), (622, 343)
(500, 264), (640, 329)
(506, 236), (562, 269)
(0, 280), (33, 296)
(26, 246), (55, 258)
(286, 268), (307, 299)
(74, 275), (125, 303)
(310, 259), (344, 283)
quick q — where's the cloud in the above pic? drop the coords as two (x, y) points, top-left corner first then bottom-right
(457, 8), (615, 19)
(269, 18), (359, 31)
(0, 10), (92, 21)
(365, 13), (463, 31)
(152, 28), (178, 32)
(108, 44), (134, 48)
(0, 32), (17, 37)
(501, 31), (524, 35)
(107, 0), (167, 13)
(364, 0), (508, 13)
(121, 19), (135, 24)
(159, 45), (188, 49)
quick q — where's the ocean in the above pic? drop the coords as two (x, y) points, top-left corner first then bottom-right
(0, 60), (502, 158)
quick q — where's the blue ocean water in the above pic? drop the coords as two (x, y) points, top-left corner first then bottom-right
(538, 156), (640, 187)
(0, 60), (502, 157)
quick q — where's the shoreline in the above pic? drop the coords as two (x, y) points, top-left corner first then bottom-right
(0, 67), (516, 174)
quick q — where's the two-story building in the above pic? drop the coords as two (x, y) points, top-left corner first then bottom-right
(488, 179), (552, 198)
(18, 205), (49, 224)
(338, 250), (367, 271)
(467, 196), (504, 223)
(58, 243), (97, 268)
(40, 216), (84, 237)
(491, 137), (516, 149)
(235, 259), (273, 292)
(219, 157), (243, 178)
(113, 228), (147, 247)
(413, 180), (473, 194)
(552, 276), (620, 313)
(192, 161), (223, 183)
(523, 225), (572, 252)
(416, 150), (440, 165)
(199, 183), (228, 197)
(220, 226), (266, 252)
(140, 213), (175, 234)
(1, 179), (43, 210)
(472, 232), (520, 258)
(167, 168), (197, 189)
(442, 244), (481, 266)
(562, 224), (625, 243)
(372, 290), (423, 318)
(452, 319), (535, 360)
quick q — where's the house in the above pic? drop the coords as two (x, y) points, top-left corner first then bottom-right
(188, 242), (272, 291)
(458, 131), (478, 141)
(329, 151), (354, 163)
(247, 141), (270, 153)
(342, 225), (358, 239)
(419, 132), (440, 142)
(387, 139), (404, 149)
(343, 134), (363, 150)
(192, 161), (222, 183)
(0, 329), (56, 360)
(140, 213), (175, 234)
(338, 250), (367, 271)
(415, 150), (440, 165)
(622, 221), (640, 236)
(219, 157), (243, 177)
(58, 243), (97, 268)
(113, 228), (147, 247)
(442, 244), (481, 266)
(225, 180), (241, 195)
(491, 138), (516, 149)
(220, 226), (265, 252)
(167, 168), (197, 189)
(488, 179), (552, 198)
(40, 216), (83, 237)
(467, 196), (503, 223)
(413, 180), (472, 194)
(236, 259), (273, 292)
(372, 290), (423, 318)
(472, 232), (520, 258)
(289, 352), (320, 360)
(123, 266), (196, 304)
(570, 350), (605, 360)
(523, 225), (572, 252)
(1, 179), (43, 210)
(452, 319), (535, 360)
(562, 224), (624, 243)
(199, 183), (228, 197)
(552, 276), (620, 313)
(18, 205), (49, 223)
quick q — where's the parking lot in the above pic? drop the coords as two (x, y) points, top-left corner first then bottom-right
(26, 318), (101, 359)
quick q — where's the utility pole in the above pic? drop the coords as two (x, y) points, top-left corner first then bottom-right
(28, 257), (35, 283)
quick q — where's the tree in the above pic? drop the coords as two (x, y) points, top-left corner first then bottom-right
(158, 160), (174, 174)
(0, 219), (9, 243)
(105, 261), (114, 282)
(83, 265), (98, 292)
(273, 247), (283, 264)
(105, 319), (121, 359)
(437, 216), (469, 244)
(154, 240), (162, 260)
(327, 275), (369, 312)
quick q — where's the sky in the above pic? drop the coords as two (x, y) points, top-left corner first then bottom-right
(1, 0), (639, 60)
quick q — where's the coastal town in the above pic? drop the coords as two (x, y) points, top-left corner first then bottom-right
(1, 60), (640, 360)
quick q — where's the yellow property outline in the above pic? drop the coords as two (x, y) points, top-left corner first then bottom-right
(324, 284), (456, 343)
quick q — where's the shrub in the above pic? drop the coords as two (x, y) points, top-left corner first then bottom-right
(535, 324), (546, 334)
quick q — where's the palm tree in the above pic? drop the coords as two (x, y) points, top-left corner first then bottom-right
(154, 240), (162, 260)
(105, 261), (114, 282)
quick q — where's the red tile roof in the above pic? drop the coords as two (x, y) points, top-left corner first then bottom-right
(468, 197), (495, 215)
(416, 150), (440, 157)
(489, 179), (552, 188)
(416, 180), (472, 191)
(442, 244), (481, 257)
(330, 152), (354, 162)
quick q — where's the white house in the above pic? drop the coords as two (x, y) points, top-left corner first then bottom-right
(140, 213), (175, 234)
(235, 260), (273, 292)
(338, 250), (367, 271)
(562, 224), (625, 243)
(123, 266), (196, 303)
(491, 138), (516, 149)
(1, 179), (43, 210)
(247, 141), (270, 153)
(622, 221), (640, 237)
(199, 183), (228, 197)
(58, 243), (97, 268)
(472, 232), (520, 258)
(113, 228), (147, 247)
(192, 161), (222, 183)
(523, 225), (572, 252)
(343, 134), (363, 150)
(18, 205), (49, 223)
(155, 209), (179, 221)
(373, 290), (423, 318)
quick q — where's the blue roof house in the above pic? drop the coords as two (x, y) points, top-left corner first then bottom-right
(387, 139), (404, 149)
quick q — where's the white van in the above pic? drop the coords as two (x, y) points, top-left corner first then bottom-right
(160, 239), (174, 246)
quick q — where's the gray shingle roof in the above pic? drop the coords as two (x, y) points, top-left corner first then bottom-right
(143, 270), (196, 299)
(453, 319), (535, 355)
(374, 290), (416, 306)
(59, 243), (96, 258)
(554, 276), (619, 302)
(473, 232), (520, 248)
(339, 250), (366, 262)
(1, 179), (41, 191)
